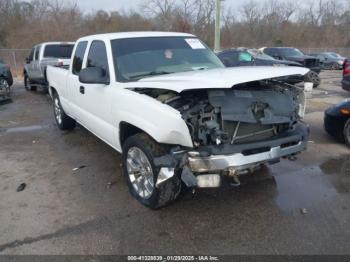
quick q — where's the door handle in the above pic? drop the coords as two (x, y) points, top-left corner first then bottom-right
(80, 86), (85, 94)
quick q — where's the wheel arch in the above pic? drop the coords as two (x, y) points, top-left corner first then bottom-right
(48, 86), (58, 99)
(119, 121), (154, 149)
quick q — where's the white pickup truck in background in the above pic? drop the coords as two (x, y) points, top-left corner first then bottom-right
(24, 42), (74, 91)
(47, 32), (310, 208)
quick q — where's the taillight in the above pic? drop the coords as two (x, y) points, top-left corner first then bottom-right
(340, 108), (350, 115)
(344, 59), (350, 76)
(57, 59), (64, 67)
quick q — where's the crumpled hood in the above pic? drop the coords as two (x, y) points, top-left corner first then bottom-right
(123, 66), (309, 93)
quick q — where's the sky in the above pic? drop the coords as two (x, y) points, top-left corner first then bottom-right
(63, 0), (245, 13)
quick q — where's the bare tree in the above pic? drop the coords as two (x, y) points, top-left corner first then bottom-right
(0, 0), (349, 50)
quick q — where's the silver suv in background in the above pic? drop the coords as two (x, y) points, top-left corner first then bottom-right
(24, 42), (74, 91)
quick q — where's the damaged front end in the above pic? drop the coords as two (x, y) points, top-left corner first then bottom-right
(139, 79), (309, 188)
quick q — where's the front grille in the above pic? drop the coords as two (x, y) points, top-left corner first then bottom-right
(223, 121), (290, 144)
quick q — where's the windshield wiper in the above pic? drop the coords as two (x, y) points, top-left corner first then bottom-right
(128, 71), (172, 80)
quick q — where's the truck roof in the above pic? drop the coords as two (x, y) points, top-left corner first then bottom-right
(35, 42), (75, 47)
(77, 31), (195, 42)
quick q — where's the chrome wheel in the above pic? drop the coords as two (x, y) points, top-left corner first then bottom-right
(309, 71), (320, 86)
(54, 97), (62, 125)
(0, 78), (9, 95)
(126, 147), (154, 199)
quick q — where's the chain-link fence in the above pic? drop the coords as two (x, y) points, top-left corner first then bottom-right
(0, 49), (31, 79)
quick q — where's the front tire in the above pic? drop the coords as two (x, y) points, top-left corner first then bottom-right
(122, 133), (181, 209)
(53, 93), (76, 130)
(24, 74), (36, 91)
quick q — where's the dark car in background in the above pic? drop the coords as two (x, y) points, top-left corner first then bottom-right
(217, 48), (304, 84)
(0, 59), (13, 97)
(309, 52), (345, 70)
(329, 52), (346, 60)
(217, 48), (302, 67)
(342, 58), (350, 92)
(262, 47), (321, 87)
(324, 99), (350, 146)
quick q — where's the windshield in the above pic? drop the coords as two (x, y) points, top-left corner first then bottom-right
(43, 44), (74, 59)
(248, 49), (275, 60)
(280, 48), (304, 57)
(111, 37), (224, 82)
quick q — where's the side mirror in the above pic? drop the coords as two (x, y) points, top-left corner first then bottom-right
(79, 67), (110, 85)
(25, 57), (31, 64)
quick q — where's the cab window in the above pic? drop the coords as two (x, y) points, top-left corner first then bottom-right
(72, 41), (88, 75)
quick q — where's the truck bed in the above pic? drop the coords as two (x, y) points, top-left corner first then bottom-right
(46, 65), (69, 95)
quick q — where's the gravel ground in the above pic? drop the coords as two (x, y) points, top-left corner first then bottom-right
(0, 71), (349, 255)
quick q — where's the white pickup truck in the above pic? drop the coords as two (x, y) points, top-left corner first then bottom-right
(47, 32), (310, 208)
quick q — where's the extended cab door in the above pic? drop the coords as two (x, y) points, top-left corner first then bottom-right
(65, 41), (88, 119)
(74, 40), (116, 146)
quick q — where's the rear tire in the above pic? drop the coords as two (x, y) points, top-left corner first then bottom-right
(122, 133), (181, 209)
(24, 74), (36, 91)
(305, 71), (320, 88)
(53, 93), (76, 130)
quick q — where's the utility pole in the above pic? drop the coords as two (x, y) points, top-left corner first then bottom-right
(214, 0), (222, 51)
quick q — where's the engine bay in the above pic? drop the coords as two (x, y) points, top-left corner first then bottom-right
(135, 80), (305, 147)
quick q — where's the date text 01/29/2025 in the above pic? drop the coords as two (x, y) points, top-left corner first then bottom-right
(127, 255), (220, 261)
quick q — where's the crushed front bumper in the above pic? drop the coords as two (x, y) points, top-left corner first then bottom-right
(187, 123), (308, 173)
(155, 123), (309, 187)
(188, 140), (306, 173)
